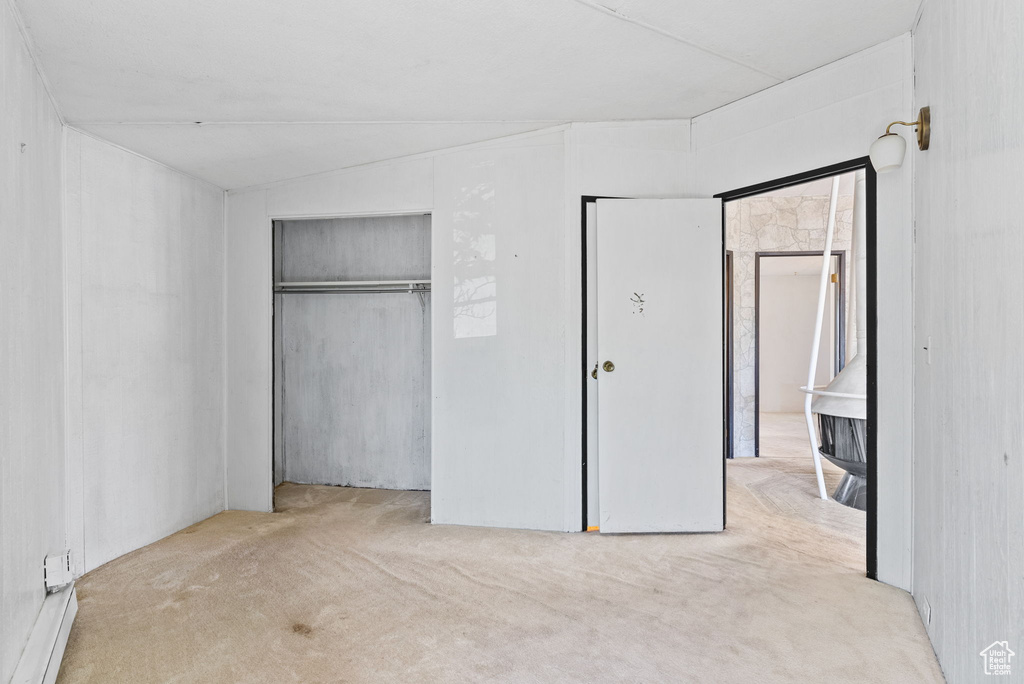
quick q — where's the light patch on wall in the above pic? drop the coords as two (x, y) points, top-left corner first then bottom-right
(453, 161), (498, 338)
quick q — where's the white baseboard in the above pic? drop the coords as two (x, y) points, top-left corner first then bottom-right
(11, 584), (77, 684)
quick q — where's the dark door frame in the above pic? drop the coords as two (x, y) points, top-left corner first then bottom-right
(715, 157), (878, 580)
(725, 250), (734, 461)
(753, 249), (846, 458)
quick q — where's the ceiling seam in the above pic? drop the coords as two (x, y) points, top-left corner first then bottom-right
(66, 125), (227, 190)
(7, 0), (66, 123)
(567, 0), (784, 82)
(67, 120), (573, 126)
(69, 119), (703, 127)
(690, 33), (912, 127)
(227, 123), (572, 193)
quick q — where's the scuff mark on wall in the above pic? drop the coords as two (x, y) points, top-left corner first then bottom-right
(630, 292), (645, 316)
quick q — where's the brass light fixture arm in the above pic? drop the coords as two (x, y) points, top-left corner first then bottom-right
(884, 120), (917, 135)
(882, 106), (930, 150)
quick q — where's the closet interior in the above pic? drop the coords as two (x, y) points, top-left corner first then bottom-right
(273, 214), (432, 499)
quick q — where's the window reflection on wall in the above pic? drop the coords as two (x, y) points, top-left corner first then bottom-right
(453, 161), (497, 338)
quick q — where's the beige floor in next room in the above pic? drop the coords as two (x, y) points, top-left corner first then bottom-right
(58, 414), (942, 683)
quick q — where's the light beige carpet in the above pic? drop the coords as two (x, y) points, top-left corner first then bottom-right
(58, 461), (942, 683)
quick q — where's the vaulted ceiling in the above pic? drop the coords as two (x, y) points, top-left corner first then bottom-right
(17, 0), (919, 188)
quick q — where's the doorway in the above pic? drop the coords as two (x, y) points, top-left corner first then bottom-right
(581, 197), (724, 534)
(717, 159), (877, 579)
(755, 251), (845, 458)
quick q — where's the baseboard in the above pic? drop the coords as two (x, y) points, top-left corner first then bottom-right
(11, 584), (77, 684)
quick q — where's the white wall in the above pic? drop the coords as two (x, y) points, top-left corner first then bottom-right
(759, 272), (834, 413)
(692, 35), (915, 589)
(2, 6), (225, 672)
(912, 2), (1024, 680)
(564, 121), (694, 527)
(431, 133), (567, 528)
(226, 122), (693, 532)
(228, 132), (573, 530)
(64, 130), (226, 572)
(0, 2), (65, 679)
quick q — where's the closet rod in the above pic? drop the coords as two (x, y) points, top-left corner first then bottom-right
(276, 289), (430, 294)
(274, 279), (430, 294)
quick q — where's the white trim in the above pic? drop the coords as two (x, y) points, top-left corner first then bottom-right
(265, 216), (274, 511)
(569, 119), (691, 132)
(61, 128), (86, 577)
(904, 29), (917, 594)
(11, 585), (77, 684)
(562, 125), (582, 532)
(270, 209), (431, 221)
(911, 0), (928, 33)
(222, 189), (230, 512)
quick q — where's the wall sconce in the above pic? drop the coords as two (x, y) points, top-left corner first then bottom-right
(869, 106), (930, 173)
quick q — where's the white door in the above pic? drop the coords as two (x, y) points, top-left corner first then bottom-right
(595, 199), (723, 533)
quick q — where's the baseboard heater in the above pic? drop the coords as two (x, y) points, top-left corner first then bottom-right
(11, 583), (78, 684)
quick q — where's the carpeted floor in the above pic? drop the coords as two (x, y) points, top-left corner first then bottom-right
(760, 411), (825, 459)
(58, 437), (942, 683)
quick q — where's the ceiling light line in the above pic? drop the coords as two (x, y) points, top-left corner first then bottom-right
(67, 120), (573, 126)
(567, 0), (783, 82)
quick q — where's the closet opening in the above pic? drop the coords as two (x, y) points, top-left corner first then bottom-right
(271, 214), (432, 511)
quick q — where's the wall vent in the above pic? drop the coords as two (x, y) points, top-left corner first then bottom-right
(43, 551), (73, 592)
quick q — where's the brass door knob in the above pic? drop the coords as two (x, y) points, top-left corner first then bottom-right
(603, 361), (615, 372)
(591, 364), (598, 379)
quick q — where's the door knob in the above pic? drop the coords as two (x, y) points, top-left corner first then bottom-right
(591, 364), (598, 379)
(603, 361), (615, 372)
